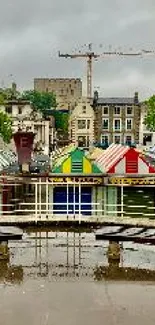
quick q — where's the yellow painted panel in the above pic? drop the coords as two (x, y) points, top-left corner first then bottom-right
(62, 157), (71, 173)
(83, 157), (92, 174)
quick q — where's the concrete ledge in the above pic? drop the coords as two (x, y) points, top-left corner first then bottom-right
(0, 214), (155, 228)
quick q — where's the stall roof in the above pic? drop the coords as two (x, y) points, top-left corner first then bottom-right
(95, 143), (155, 174)
(0, 150), (17, 172)
(95, 144), (128, 173)
(52, 144), (76, 169)
(87, 147), (104, 160)
(52, 146), (102, 174)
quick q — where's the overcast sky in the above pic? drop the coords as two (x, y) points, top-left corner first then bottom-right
(0, 0), (155, 100)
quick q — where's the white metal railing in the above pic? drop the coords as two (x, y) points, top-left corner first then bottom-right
(0, 175), (155, 223)
(0, 201), (155, 222)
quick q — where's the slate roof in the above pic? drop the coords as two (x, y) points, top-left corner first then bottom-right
(96, 97), (137, 105)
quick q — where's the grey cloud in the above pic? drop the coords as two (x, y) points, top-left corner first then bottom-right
(0, 0), (155, 99)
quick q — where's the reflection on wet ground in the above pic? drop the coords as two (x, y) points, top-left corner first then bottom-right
(4, 229), (155, 281)
(1, 229), (155, 325)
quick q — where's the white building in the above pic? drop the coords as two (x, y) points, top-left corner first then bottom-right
(0, 100), (55, 154)
(139, 103), (155, 147)
(69, 98), (95, 148)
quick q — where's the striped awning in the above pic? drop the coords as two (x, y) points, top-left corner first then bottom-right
(52, 144), (76, 169)
(95, 143), (129, 172)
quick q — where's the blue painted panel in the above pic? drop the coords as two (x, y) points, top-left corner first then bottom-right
(68, 187), (81, 214)
(81, 187), (92, 215)
(53, 187), (67, 214)
(53, 186), (92, 215)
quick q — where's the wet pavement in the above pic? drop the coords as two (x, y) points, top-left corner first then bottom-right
(1, 228), (155, 324)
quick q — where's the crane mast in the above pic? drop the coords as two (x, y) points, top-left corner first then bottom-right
(58, 43), (99, 99)
(87, 55), (92, 101)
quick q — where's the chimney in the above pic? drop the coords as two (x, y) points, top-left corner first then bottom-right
(13, 131), (35, 172)
(93, 91), (99, 108)
(12, 82), (17, 99)
(134, 92), (139, 104)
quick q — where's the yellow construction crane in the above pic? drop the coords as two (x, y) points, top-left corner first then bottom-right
(58, 43), (155, 99)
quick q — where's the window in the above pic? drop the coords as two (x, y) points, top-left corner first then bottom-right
(71, 89), (74, 95)
(102, 119), (109, 130)
(114, 135), (121, 144)
(77, 119), (90, 129)
(86, 136), (89, 147)
(78, 120), (86, 129)
(78, 136), (89, 148)
(114, 106), (120, 115)
(126, 106), (133, 115)
(87, 120), (90, 129)
(82, 105), (86, 114)
(101, 135), (109, 144)
(102, 106), (109, 115)
(125, 135), (132, 145)
(114, 119), (121, 131)
(18, 107), (22, 115)
(6, 106), (12, 114)
(126, 119), (132, 130)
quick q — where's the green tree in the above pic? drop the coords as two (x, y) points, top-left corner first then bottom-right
(51, 110), (69, 134)
(0, 85), (20, 102)
(0, 93), (5, 105)
(144, 95), (155, 131)
(0, 111), (12, 143)
(20, 90), (57, 113)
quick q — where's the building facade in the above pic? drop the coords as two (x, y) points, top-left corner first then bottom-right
(69, 99), (95, 148)
(0, 99), (55, 154)
(93, 92), (140, 146)
(34, 78), (82, 110)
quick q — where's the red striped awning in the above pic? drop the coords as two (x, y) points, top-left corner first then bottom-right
(96, 144), (129, 172)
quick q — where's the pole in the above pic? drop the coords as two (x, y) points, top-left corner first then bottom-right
(35, 183), (38, 223)
(35, 231), (37, 265)
(46, 231), (49, 275)
(79, 182), (81, 224)
(121, 185), (124, 217)
(39, 177), (42, 218)
(67, 182), (69, 218)
(46, 177), (49, 218)
(73, 180), (76, 218)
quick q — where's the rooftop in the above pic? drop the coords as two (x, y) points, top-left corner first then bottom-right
(96, 97), (137, 105)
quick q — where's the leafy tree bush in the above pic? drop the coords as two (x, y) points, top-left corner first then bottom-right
(0, 111), (12, 143)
